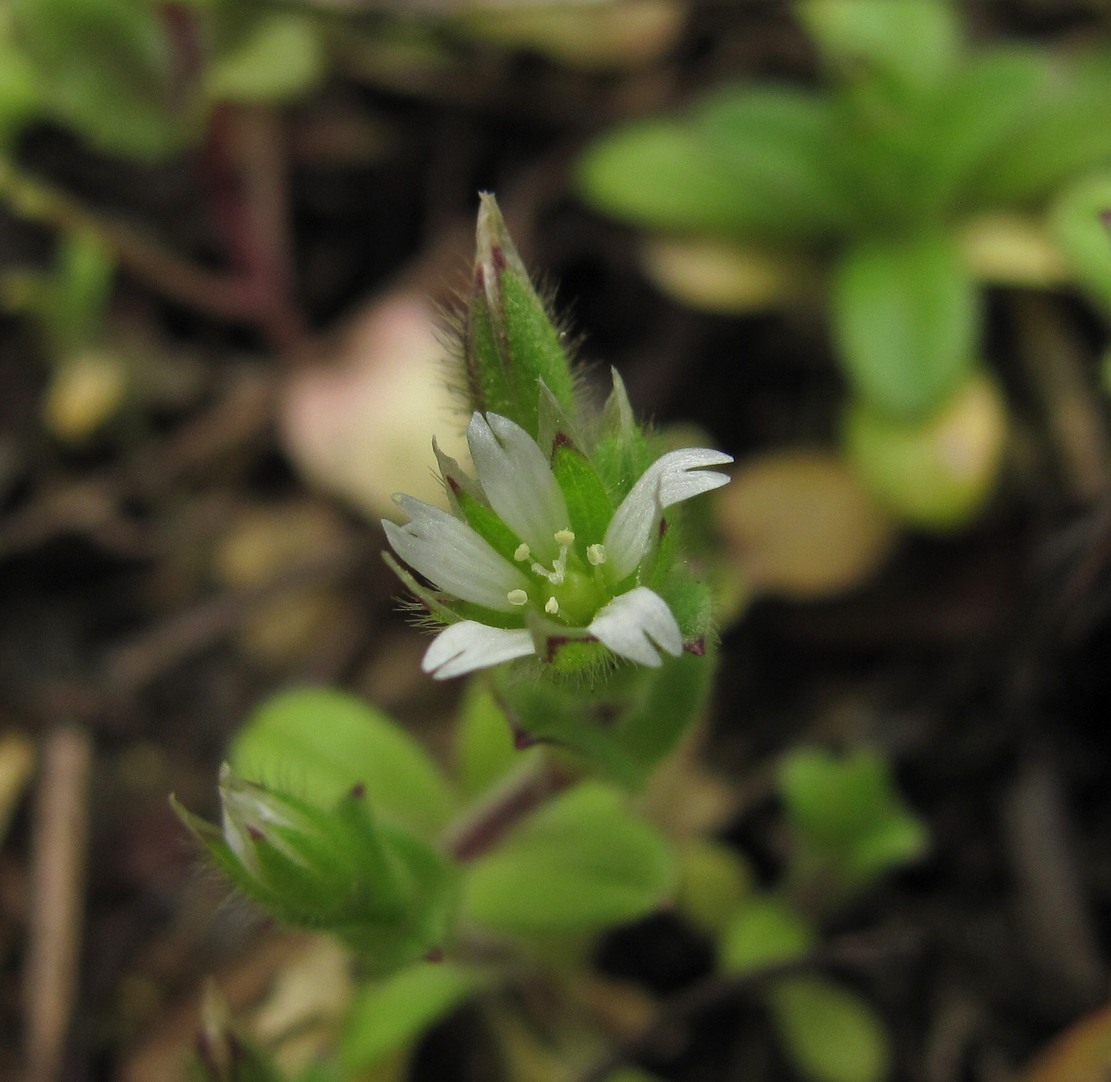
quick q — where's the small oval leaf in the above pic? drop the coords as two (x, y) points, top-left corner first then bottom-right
(230, 687), (455, 838)
(834, 232), (978, 420)
(461, 782), (675, 935)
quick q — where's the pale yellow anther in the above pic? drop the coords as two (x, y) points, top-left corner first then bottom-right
(554, 529), (576, 546)
(507, 589), (529, 606)
(544, 596), (559, 615)
(514, 543), (531, 562)
(587, 543), (607, 566)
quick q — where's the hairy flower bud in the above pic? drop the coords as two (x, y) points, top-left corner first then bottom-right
(173, 766), (456, 972)
(462, 193), (577, 439)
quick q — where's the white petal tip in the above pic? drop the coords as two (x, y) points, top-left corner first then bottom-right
(422, 621), (535, 680)
(589, 587), (683, 668)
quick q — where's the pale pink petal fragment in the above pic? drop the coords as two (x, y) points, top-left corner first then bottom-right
(588, 586), (683, 668)
(467, 412), (569, 560)
(383, 495), (529, 612)
(423, 621), (536, 679)
(604, 448), (733, 579)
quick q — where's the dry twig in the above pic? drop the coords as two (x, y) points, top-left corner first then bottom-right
(23, 727), (93, 1082)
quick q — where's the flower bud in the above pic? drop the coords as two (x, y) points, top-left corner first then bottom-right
(462, 193), (577, 438)
(173, 766), (457, 972)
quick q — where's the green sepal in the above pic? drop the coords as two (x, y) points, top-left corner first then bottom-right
(493, 645), (714, 786)
(462, 194), (577, 439)
(454, 487), (522, 562)
(433, 438), (483, 514)
(172, 776), (459, 975)
(331, 827), (458, 974)
(593, 372), (655, 503)
(652, 562), (715, 645)
(175, 778), (406, 923)
(382, 552), (465, 627)
(550, 435), (613, 554)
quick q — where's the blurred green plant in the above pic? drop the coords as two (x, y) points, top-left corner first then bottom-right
(0, 0), (326, 162)
(678, 746), (926, 1082)
(576, 0), (1111, 529)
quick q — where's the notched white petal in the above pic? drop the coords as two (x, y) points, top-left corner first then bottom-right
(588, 586), (683, 668)
(604, 447), (733, 579)
(422, 621), (535, 679)
(655, 448), (733, 506)
(384, 495), (528, 612)
(467, 412), (568, 559)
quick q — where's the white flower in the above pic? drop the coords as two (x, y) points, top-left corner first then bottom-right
(384, 410), (731, 679)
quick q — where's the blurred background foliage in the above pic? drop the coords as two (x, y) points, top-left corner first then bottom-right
(3, 2), (1111, 1082)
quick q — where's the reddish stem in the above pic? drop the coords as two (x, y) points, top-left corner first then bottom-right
(446, 755), (574, 863)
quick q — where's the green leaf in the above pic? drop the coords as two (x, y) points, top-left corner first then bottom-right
(206, 14), (327, 104)
(800, 0), (961, 100)
(46, 230), (116, 352)
(455, 682), (537, 801)
(13, 0), (198, 160)
(720, 896), (815, 974)
(767, 976), (890, 1082)
(693, 86), (857, 242)
(917, 48), (1052, 216)
(576, 119), (751, 236)
(833, 232), (977, 420)
(971, 50), (1111, 205)
(1050, 171), (1111, 316)
(780, 747), (927, 902)
(0, 41), (39, 150)
(677, 840), (754, 937)
(230, 687), (455, 838)
(341, 962), (486, 1072)
(461, 782), (675, 935)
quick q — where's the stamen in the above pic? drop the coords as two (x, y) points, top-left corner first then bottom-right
(507, 589), (529, 606)
(526, 528), (575, 586)
(587, 543), (607, 566)
(531, 560), (551, 579)
(514, 543), (531, 562)
(545, 596), (559, 615)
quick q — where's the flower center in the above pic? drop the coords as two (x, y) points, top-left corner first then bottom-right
(507, 530), (609, 626)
